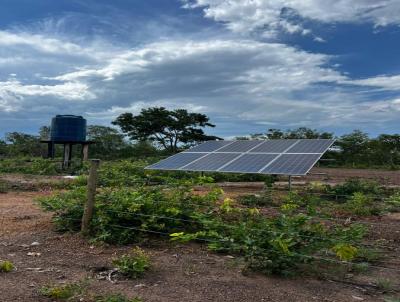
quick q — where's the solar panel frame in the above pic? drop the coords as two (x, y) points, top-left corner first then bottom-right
(180, 152), (242, 172)
(182, 140), (232, 152)
(285, 139), (334, 153)
(146, 152), (207, 170)
(261, 153), (322, 175)
(249, 139), (299, 153)
(218, 153), (278, 173)
(145, 139), (335, 175)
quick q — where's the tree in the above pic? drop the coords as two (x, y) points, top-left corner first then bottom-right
(336, 130), (370, 166)
(39, 126), (50, 140)
(0, 140), (7, 157)
(375, 134), (400, 167)
(87, 125), (129, 158)
(112, 107), (220, 152)
(285, 127), (333, 139)
(5, 132), (43, 157)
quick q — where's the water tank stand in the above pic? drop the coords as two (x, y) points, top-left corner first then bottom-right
(41, 140), (95, 169)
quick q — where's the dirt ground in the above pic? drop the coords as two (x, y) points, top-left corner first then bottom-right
(1, 190), (400, 302)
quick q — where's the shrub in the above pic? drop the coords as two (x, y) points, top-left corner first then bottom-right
(331, 178), (382, 198)
(0, 180), (9, 193)
(344, 192), (381, 216)
(40, 282), (85, 300)
(238, 191), (273, 207)
(39, 182), (367, 276)
(0, 260), (14, 272)
(385, 191), (400, 212)
(37, 185), (222, 244)
(113, 247), (150, 279)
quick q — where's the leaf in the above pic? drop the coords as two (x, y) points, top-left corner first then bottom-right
(332, 243), (358, 261)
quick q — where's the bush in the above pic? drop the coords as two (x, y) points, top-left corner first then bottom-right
(343, 192), (381, 216)
(113, 247), (150, 279)
(40, 282), (85, 300)
(238, 191), (273, 207)
(331, 178), (383, 198)
(0, 260), (14, 272)
(385, 191), (400, 212)
(37, 185), (223, 244)
(38, 182), (366, 276)
(0, 157), (86, 175)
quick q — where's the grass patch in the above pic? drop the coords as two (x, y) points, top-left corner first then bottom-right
(113, 247), (151, 279)
(0, 260), (14, 272)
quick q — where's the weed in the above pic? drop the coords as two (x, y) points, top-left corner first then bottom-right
(0, 180), (9, 193)
(385, 191), (400, 212)
(238, 191), (273, 207)
(376, 278), (394, 292)
(343, 192), (381, 216)
(356, 247), (381, 263)
(40, 282), (85, 300)
(113, 247), (150, 279)
(331, 178), (383, 198)
(0, 260), (14, 272)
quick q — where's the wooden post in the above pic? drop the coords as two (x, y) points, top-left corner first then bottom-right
(82, 144), (89, 161)
(63, 144), (71, 168)
(288, 175), (292, 191)
(81, 159), (100, 234)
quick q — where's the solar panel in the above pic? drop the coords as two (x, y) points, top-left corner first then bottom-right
(286, 139), (333, 153)
(146, 152), (206, 170)
(183, 140), (231, 152)
(181, 153), (240, 171)
(250, 139), (298, 153)
(217, 140), (264, 152)
(219, 154), (278, 173)
(261, 154), (321, 175)
(145, 139), (334, 175)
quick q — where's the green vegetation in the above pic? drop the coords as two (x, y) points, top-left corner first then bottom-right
(38, 166), (375, 276)
(112, 106), (220, 153)
(331, 178), (383, 197)
(40, 282), (85, 300)
(113, 247), (151, 279)
(95, 294), (142, 302)
(0, 260), (14, 272)
(376, 278), (394, 292)
(40, 280), (141, 302)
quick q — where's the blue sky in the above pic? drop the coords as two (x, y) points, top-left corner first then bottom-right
(1, 0), (400, 138)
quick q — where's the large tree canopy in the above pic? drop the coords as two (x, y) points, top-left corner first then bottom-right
(112, 107), (220, 152)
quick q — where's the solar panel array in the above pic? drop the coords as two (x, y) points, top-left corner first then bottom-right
(146, 139), (334, 175)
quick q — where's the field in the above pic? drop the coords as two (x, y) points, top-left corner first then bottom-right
(1, 161), (400, 302)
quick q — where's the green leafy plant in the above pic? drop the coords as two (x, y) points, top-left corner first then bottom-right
(332, 243), (358, 261)
(113, 247), (150, 279)
(0, 260), (14, 272)
(40, 282), (85, 300)
(376, 278), (394, 292)
(343, 192), (381, 216)
(331, 178), (383, 198)
(385, 191), (400, 212)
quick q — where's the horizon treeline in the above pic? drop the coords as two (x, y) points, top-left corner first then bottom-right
(1, 125), (400, 169)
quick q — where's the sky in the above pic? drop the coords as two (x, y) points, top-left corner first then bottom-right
(1, 0), (400, 138)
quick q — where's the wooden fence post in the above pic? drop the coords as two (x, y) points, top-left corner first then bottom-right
(81, 159), (100, 234)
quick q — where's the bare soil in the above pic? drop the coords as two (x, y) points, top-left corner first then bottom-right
(1, 191), (400, 302)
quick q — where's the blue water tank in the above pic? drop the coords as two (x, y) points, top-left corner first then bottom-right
(50, 115), (87, 142)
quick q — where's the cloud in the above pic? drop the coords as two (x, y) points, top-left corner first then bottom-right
(344, 74), (400, 91)
(1, 26), (400, 137)
(182, 0), (400, 36)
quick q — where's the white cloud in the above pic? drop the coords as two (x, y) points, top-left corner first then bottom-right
(2, 28), (400, 136)
(344, 74), (400, 90)
(182, 0), (400, 36)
